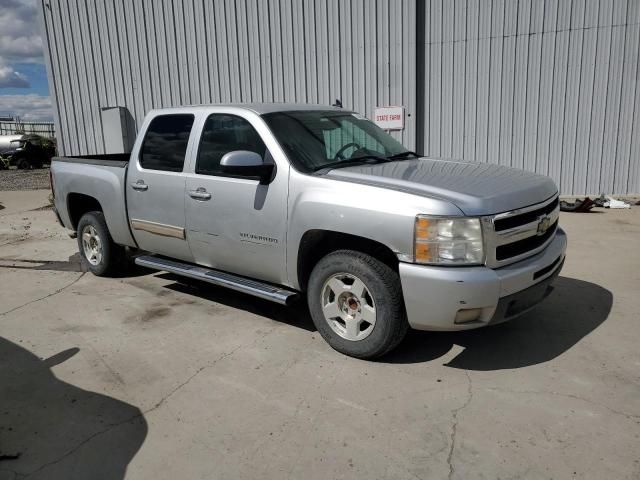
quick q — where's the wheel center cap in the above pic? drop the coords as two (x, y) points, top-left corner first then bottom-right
(347, 298), (359, 311)
(339, 294), (360, 317)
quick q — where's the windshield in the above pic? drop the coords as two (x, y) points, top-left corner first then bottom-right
(262, 110), (413, 173)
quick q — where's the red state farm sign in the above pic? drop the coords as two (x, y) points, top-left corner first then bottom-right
(374, 106), (404, 130)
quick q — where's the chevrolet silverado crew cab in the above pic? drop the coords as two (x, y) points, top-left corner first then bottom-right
(51, 104), (566, 359)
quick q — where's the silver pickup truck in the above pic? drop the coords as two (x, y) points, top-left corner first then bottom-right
(51, 103), (566, 359)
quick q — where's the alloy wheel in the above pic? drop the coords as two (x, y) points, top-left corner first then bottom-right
(321, 272), (376, 341)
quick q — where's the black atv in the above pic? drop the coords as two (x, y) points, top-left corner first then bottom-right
(0, 135), (56, 169)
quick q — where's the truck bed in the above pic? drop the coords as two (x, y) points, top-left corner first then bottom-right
(52, 153), (130, 168)
(51, 153), (136, 248)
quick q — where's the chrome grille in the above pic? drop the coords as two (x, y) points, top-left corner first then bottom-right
(483, 195), (560, 268)
(493, 197), (559, 232)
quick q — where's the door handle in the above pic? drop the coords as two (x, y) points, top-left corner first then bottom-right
(188, 187), (211, 200)
(131, 181), (148, 191)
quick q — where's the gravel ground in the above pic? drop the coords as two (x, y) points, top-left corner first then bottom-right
(0, 167), (51, 191)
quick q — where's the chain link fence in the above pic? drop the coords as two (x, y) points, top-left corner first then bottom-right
(0, 121), (55, 139)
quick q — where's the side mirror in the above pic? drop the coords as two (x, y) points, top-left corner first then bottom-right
(220, 150), (275, 183)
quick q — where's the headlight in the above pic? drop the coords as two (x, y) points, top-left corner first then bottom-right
(414, 215), (484, 265)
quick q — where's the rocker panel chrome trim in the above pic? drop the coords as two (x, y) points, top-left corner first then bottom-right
(134, 255), (298, 305)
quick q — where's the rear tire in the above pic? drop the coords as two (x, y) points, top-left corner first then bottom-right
(17, 158), (31, 170)
(307, 250), (408, 359)
(77, 211), (126, 277)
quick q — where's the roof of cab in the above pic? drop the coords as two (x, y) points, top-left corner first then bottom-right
(148, 103), (351, 116)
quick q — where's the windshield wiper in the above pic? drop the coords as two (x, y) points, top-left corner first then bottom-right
(387, 150), (419, 160)
(313, 155), (390, 173)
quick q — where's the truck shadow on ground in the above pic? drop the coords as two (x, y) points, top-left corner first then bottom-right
(0, 338), (147, 480)
(0, 254), (148, 277)
(0, 253), (85, 272)
(155, 274), (610, 370)
(157, 273), (317, 332)
(383, 276), (613, 369)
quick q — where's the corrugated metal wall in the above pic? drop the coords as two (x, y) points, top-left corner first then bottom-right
(40, 0), (417, 156)
(41, 0), (640, 194)
(420, 0), (640, 195)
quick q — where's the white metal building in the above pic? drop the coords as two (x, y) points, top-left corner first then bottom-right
(40, 0), (640, 195)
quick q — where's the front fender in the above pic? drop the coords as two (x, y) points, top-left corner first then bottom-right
(285, 171), (463, 289)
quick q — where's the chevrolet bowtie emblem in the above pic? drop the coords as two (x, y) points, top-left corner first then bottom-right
(536, 215), (551, 235)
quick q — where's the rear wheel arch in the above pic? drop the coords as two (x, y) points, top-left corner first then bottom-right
(296, 229), (400, 292)
(67, 193), (104, 231)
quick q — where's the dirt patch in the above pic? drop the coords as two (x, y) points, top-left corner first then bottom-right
(51, 324), (104, 334)
(613, 219), (632, 226)
(127, 306), (173, 324)
(169, 297), (198, 307)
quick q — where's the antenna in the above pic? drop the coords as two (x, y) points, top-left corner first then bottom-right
(332, 99), (343, 108)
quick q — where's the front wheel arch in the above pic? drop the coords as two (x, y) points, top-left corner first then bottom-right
(296, 229), (400, 292)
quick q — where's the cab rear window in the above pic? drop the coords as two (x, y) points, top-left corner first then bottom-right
(140, 114), (194, 172)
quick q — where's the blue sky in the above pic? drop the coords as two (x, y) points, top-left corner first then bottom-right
(1, 62), (49, 96)
(0, 0), (53, 120)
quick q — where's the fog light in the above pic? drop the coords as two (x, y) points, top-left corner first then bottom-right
(454, 308), (482, 324)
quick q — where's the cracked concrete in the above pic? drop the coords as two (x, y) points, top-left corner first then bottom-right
(1, 189), (639, 480)
(143, 325), (278, 417)
(486, 387), (640, 421)
(20, 413), (143, 480)
(0, 272), (85, 316)
(15, 332), (267, 480)
(446, 372), (473, 480)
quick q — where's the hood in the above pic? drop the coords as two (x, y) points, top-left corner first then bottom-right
(324, 158), (558, 215)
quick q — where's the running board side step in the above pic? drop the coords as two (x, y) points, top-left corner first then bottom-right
(134, 255), (299, 305)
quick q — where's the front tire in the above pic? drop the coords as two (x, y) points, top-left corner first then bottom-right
(77, 211), (126, 277)
(307, 250), (408, 359)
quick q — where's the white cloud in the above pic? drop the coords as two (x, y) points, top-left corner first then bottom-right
(0, 59), (30, 88)
(0, 0), (42, 89)
(0, 0), (44, 64)
(0, 94), (52, 120)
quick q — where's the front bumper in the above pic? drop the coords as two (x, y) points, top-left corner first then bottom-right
(399, 228), (567, 331)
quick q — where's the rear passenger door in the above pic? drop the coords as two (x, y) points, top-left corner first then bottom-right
(127, 113), (195, 262)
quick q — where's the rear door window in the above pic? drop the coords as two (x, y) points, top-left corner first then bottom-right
(140, 114), (194, 172)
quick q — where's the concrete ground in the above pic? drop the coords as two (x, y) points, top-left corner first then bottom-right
(0, 190), (638, 480)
